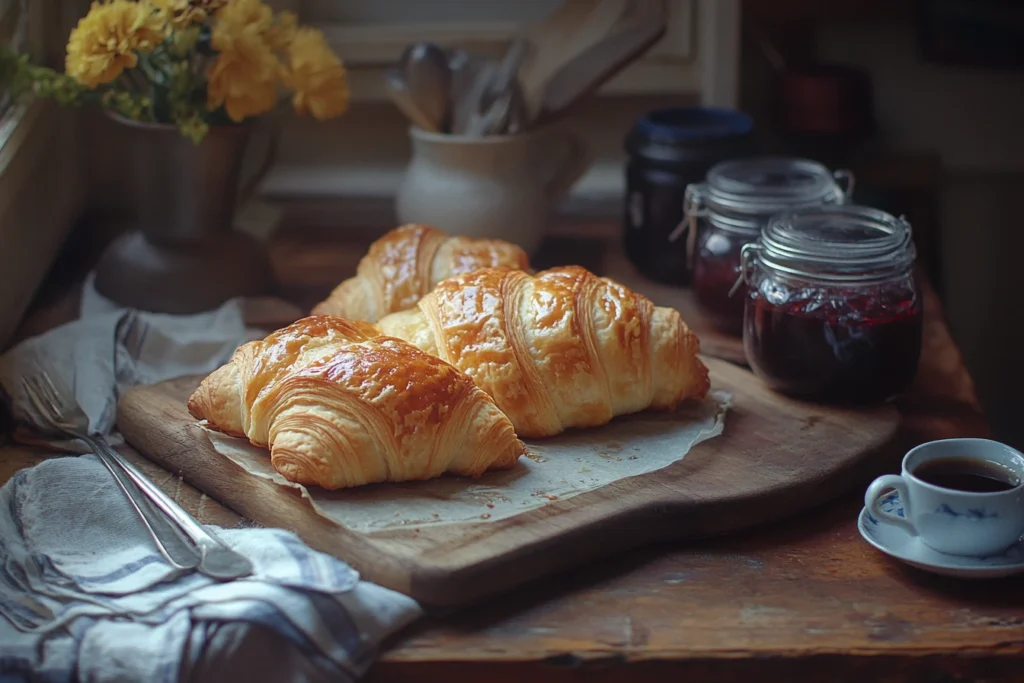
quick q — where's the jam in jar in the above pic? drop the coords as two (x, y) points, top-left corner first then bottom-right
(679, 157), (853, 336)
(741, 204), (923, 404)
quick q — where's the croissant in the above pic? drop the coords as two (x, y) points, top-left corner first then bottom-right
(187, 316), (525, 490)
(376, 266), (711, 438)
(311, 223), (531, 322)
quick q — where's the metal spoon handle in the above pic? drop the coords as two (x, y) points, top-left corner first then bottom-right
(488, 38), (529, 101)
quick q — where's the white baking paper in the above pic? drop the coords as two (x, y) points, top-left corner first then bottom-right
(204, 390), (732, 533)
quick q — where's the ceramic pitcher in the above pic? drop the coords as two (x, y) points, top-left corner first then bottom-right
(396, 126), (592, 255)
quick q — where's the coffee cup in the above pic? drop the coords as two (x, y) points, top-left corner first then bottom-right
(864, 438), (1024, 557)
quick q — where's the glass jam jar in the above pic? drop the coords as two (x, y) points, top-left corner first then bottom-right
(679, 157), (853, 336)
(740, 204), (923, 404)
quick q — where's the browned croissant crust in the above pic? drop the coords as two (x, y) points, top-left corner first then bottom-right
(187, 316), (525, 489)
(311, 223), (531, 322)
(376, 266), (711, 438)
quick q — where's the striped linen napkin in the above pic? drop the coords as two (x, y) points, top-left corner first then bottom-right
(0, 455), (422, 682)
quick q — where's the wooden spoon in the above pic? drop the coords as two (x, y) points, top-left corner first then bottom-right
(399, 42), (452, 133)
(518, 0), (629, 122)
(535, 14), (667, 125)
(384, 68), (442, 132)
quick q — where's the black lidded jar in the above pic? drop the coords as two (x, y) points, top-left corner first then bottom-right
(624, 107), (754, 286)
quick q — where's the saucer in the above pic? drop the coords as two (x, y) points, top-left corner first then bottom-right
(858, 492), (1024, 579)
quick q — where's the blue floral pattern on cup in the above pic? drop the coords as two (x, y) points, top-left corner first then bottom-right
(935, 504), (998, 520)
(866, 492), (1024, 563)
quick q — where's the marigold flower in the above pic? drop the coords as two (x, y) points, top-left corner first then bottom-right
(207, 20), (278, 122)
(216, 0), (272, 32)
(65, 0), (165, 87)
(283, 27), (348, 121)
(151, 0), (222, 30)
(266, 10), (297, 52)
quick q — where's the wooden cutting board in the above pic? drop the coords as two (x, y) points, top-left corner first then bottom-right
(117, 357), (899, 606)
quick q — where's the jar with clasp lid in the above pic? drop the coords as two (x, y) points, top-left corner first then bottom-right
(676, 156), (854, 336)
(739, 204), (923, 404)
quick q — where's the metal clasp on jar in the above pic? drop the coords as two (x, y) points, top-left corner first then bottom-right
(833, 169), (856, 202)
(728, 242), (762, 297)
(668, 183), (707, 270)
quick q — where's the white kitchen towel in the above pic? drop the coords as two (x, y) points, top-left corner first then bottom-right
(0, 455), (423, 683)
(0, 273), (262, 445)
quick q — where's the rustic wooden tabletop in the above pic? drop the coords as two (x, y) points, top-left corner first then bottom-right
(2, 223), (1017, 683)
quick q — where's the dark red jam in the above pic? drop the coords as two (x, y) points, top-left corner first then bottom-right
(692, 228), (756, 336)
(744, 283), (923, 404)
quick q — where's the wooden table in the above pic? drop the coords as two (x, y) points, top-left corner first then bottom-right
(2, 224), (1018, 683)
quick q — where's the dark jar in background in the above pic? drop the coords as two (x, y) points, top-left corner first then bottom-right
(741, 204), (923, 404)
(686, 156), (853, 337)
(623, 107), (754, 286)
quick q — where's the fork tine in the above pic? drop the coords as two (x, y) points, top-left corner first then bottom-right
(20, 376), (57, 426)
(39, 372), (65, 406)
(32, 373), (64, 419)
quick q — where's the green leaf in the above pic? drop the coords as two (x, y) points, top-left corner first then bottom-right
(150, 83), (172, 122)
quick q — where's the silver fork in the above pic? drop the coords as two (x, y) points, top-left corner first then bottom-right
(21, 372), (253, 581)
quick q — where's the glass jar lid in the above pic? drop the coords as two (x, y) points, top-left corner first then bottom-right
(748, 204), (916, 283)
(703, 156), (851, 217)
(672, 156), (854, 252)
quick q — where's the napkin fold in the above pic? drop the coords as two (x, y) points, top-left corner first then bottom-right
(0, 274), (263, 444)
(0, 455), (422, 683)
(0, 276), (424, 681)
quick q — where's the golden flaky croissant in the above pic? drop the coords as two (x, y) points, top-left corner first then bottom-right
(187, 316), (525, 490)
(311, 223), (530, 322)
(376, 266), (711, 438)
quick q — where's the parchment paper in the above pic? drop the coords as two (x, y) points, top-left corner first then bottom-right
(205, 391), (732, 533)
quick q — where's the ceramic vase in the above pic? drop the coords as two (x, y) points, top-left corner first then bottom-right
(93, 115), (274, 314)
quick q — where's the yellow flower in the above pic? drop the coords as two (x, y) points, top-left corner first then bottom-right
(65, 0), (165, 87)
(151, 0), (220, 30)
(216, 0), (272, 32)
(266, 10), (297, 52)
(207, 20), (278, 122)
(283, 27), (348, 121)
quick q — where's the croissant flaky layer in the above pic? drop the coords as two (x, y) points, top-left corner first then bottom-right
(187, 316), (525, 489)
(377, 266), (711, 438)
(311, 223), (530, 322)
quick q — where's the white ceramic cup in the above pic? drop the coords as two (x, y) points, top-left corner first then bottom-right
(864, 438), (1024, 557)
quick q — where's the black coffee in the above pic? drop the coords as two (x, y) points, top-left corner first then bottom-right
(913, 457), (1021, 493)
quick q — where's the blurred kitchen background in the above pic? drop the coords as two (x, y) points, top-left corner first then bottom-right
(3, 0), (1023, 444)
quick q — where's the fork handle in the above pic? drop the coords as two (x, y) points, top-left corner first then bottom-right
(90, 448), (201, 571)
(86, 435), (254, 580)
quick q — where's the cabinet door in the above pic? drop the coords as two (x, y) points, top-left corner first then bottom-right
(301, 0), (729, 103)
